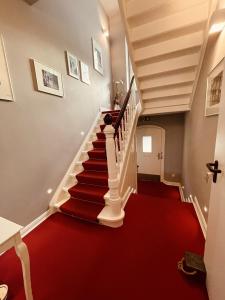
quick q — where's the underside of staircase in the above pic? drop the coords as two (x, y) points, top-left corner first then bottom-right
(59, 110), (119, 224)
(119, 0), (211, 115)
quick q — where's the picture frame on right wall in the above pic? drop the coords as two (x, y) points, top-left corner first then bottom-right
(92, 38), (104, 75)
(205, 58), (225, 117)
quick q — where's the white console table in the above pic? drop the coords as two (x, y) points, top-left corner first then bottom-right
(0, 217), (33, 300)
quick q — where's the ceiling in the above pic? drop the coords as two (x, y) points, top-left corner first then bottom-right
(99, 0), (119, 17)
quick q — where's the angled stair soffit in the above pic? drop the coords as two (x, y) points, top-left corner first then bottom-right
(119, 0), (211, 115)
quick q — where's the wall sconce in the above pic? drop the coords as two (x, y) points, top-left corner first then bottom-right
(209, 8), (225, 34)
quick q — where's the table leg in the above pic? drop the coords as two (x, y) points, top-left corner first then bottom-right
(14, 234), (33, 300)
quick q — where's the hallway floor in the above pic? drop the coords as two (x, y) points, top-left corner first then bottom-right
(0, 181), (208, 300)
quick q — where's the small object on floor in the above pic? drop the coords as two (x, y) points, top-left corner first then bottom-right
(0, 284), (8, 300)
(178, 251), (206, 282)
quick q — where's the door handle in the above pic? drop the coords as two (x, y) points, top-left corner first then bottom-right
(206, 160), (222, 183)
(157, 152), (163, 160)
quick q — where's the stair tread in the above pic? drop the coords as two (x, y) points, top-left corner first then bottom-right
(83, 158), (107, 164)
(88, 149), (107, 160)
(102, 110), (120, 114)
(68, 183), (107, 204)
(83, 159), (107, 167)
(69, 183), (108, 196)
(77, 170), (108, 179)
(60, 198), (103, 223)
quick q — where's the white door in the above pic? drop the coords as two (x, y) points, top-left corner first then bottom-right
(136, 126), (163, 176)
(204, 78), (225, 299)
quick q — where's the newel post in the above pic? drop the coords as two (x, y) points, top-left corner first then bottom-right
(103, 114), (122, 217)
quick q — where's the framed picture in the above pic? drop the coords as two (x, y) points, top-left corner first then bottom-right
(0, 35), (14, 101)
(80, 61), (90, 85)
(33, 60), (64, 97)
(92, 38), (103, 75)
(205, 58), (225, 116)
(66, 51), (80, 79)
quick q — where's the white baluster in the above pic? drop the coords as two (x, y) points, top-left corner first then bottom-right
(118, 126), (123, 163)
(115, 135), (119, 165)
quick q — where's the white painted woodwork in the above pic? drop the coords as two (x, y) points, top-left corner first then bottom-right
(119, 0), (210, 114)
(142, 84), (193, 100)
(143, 96), (190, 108)
(127, 0), (208, 19)
(137, 53), (200, 78)
(130, 3), (208, 43)
(204, 64), (225, 300)
(140, 70), (196, 90)
(142, 104), (190, 115)
(24, 0), (39, 4)
(134, 32), (203, 62)
(137, 126), (163, 176)
(0, 217), (33, 300)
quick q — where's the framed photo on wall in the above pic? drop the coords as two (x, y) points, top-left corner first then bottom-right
(66, 51), (80, 80)
(33, 60), (64, 97)
(0, 35), (14, 101)
(92, 38), (103, 75)
(80, 61), (90, 85)
(205, 58), (225, 116)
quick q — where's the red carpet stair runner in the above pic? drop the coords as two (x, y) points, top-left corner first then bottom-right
(60, 110), (120, 223)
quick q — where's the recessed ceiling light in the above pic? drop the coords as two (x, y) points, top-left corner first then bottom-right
(209, 22), (225, 34)
(80, 131), (85, 136)
(209, 8), (225, 34)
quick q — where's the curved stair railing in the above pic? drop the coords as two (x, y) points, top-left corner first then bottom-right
(102, 76), (137, 224)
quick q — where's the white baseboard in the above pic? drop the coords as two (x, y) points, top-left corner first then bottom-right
(192, 196), (207, 239)
(179, 185), (186, 202)
(162, 179), (186, 203)
(21, 209), (53, 238)
(162, 179), (181, 187)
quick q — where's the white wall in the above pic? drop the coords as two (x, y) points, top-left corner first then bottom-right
(182, 29), (225, 222)
(109, 12), (127, 97)
(0, 0), (112, 225)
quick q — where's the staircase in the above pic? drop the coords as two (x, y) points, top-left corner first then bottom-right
(51, 77), (139, 227)
(119, 0), (212, 115)
(60, 110), (119, 224)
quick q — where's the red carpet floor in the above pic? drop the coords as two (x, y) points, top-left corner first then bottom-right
(0, 180), (208, 300)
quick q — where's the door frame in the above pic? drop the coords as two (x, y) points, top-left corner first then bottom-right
(137, 125), (165, 182)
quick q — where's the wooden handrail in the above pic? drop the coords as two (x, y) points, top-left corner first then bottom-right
(104, 76), (135, 135)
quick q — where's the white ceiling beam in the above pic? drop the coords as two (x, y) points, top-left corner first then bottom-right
(137, 53), (199, 78)
(142, 105), (190, 115)
(140, 70), (196, 90)
(130, 3), (208, 43)
(134, 31), (203, 62)
(142, 84), (193, 100)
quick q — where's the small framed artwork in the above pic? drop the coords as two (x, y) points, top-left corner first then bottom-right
(92, 38), (103, 75)
(66, 51), (80, 80)
(33, 60), (64, 97)
(80, 61), (90, 85)
(205, 58), (225, 116)
(0, 35), (14, 101)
